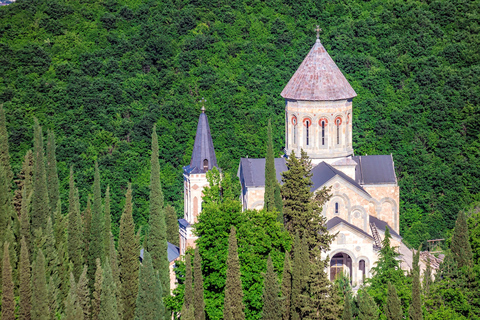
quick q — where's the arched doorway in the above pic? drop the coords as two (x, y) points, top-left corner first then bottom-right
(330, 253), (352, 281)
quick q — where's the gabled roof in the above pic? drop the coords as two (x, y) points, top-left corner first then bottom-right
(178, 218), (190, 229)
(184, 110), (218, 174)
(311, 162), (369, 196)
(281, 39), (357, 101)
(238, 158), (287, 187)
(352, 155), (397, 185)
(326, 217), (373, 240)
(369, 215), (402, 239)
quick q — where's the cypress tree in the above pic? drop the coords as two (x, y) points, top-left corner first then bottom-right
(109, 233), (123, 319)
(134, 251), (164, 320)
(262, 255), (281, 320)
(451, 210), (473, 268)
(184, 254), (194, 310)
(88, 161), (104, 292)
(342, 293), (352, 320)
(2, 242), (15, 320)
(264, 119), (276, 212)
(14, 150), (33, 219)
(4, 222), (17, 286)
(83, 197), (92, 259)
(32, 249), (49, 320)
(0, 105), (13, 190)
(20, 186), (32, 256)
(20, 237), (32, 320)
(46, 130), (60, 220)
(223, 226), (245, 320)
(0, 158), (11, 254)
(119, 184), (139, 320)
(64, 273), (84, 320)
(92, 258), (103, 320)
(291, 233), (308, 320)
(48, 275), (59, 320)
(32, 118), (49, 233)
(43, 217), (61, 316)
(357, 291), (378, 320)
(281, 252), (292, 320)
(104, 186), (111, 262)
(147, 125), (170, 297)
(409, 270), (422, 320)
(77, 265), (91, 320)
(100, 260), (120, 320)
(423, 255), (432, 295)
(274, 183), (283, 223)
(385, 282), (402, 320)
(165, 205), (179, 246)
(68, 167), (83, 281)
(194, 246), (205, 320)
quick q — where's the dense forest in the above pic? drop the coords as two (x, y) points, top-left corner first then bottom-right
(0, 0), (479, 245)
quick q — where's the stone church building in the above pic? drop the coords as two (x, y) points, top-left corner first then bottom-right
(179, 36), (403, 285)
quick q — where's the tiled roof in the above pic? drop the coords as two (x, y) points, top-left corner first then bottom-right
(281, 39), (357, 101)
(326, 217), (373, 239)
(237, 158), (287, 187)
(184, 111), (218, 174)
(178, 218), (190, 229)
(369, 215), (402, 239)
(352, 155), (397, 185)
(311, 162), (369, 196)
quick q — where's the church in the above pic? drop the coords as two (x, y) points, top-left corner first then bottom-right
(179, 34), (403, 286)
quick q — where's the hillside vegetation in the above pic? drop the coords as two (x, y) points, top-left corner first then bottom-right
(0, 0), (479, 245)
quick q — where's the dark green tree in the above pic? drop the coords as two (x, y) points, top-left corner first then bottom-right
(119, 184), (139, 320)
(281, 251), (292, 320)
(134, 251), (164, 320)
(194, 246), (205, 320)
(0, 105), (13, 190)
(32, 249), (49, 320)
(409, 246), (422, 320)
(64, 273), (83, 320)
(264, 119), (276, 212)
(92, 258), (103, 320)
(2, 242), (15, 320)
(88, 161), (104, 291)
(83, 197), (92, 263)
(184, 254), (194, 312)
(223, 226), (245, 320)
(77, 265), (91, 320)
(291, 233), (308, 320)
(274, 183), (283, 223)
(147, 125), (170, 298)
(423, 255), (432, 296)
(20, 187), (31, 256)
(385, 282), (402, 320)
(99, 260), (120, 320)
(32, 119), (49, 234)
(357, 290), (378, 320)
(20, 237), (32, 320)
(342, 293), (352, 320)
(451, 210), (473, 268)
(262, 254), (281, 320)
(104, 186), (111, 262)
(68, 168), (83, 281)
(165, 205), (179, 246)
(46, 130), (59, 220)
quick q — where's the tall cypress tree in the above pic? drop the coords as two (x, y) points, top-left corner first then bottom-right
(88, 161), (104, 292)
(194, 246), (205, 320)
(43, 216), (61, 315)
(0, 158), (11, 252)
(109, 233), (123, 319)
(119, 184), (139, 320)
(165, 205), (179, 246)
(184, 254), (194, 311)
(2, 242), (15, 320)
(20, 187), (32, 256)
(77, 265), (91, 320)
(83, 197), (92, 260)
(385, 282), (402, 320)
(281, 252), (292, 320)
(342, 293), (352, 320)
(274, 183), (283, 223)
(262, 255), (280, 320)
(134, 251), (164, 320)
(423, 255), (432, 296)
(264, 119), (276, 212)
(15, 150), (33, 219)
(104, 186), (112, 262)
(409, 270), (422, 320)
(451, 210), (473, 268)
(46, 130), (60, 220)
(291, 233), (308, 320)
(92, 258), (103, 320)
(357, 291), (378, 320)
(146, 125), (170, 297)
(32, 118), (49, 233)
(0, 105), (12, 189)
(100, 260), (120, 320)
(20, 237), (32, 320)
(223, 226), (245, 320)
(68, 168), (83, 281)
(32, 249), (49, 320)
(64, 273), (83, 320)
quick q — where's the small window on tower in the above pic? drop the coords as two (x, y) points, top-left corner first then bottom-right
(335, 202), (339, 214)
(203, 159), (208, 171)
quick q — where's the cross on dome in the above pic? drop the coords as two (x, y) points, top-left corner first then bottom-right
(315, 25), (322, 40)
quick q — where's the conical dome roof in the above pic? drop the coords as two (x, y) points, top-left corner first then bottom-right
(281, 39), (356, 101)
(187, 110), (218, 174)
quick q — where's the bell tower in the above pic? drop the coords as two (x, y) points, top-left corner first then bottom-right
(281, 29), (356, 165)
(179, 105), (218, 255)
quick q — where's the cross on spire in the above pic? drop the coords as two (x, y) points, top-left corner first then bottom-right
(200, 97), (206, 113)
(315, 25), (322, 40)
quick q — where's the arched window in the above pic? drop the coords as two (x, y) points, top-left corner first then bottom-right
(335, 202), (339, 214)
(292, 116), (297, 145)
(203, 159), (208, 171)
(303, 118), (311, 146)
(319, 118), (327, 147)
(335, 117), (342, 145)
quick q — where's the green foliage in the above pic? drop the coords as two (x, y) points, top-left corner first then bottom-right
(166, 205), (179, 247)
(32, 249), (49, 320)
(100, 260), (121, 320)
(451, 211), (473, 268)
(77, 265), (91, 320)
(68, 167), (83, 281)
(385, 282), (402, 320)
(184, 254), (194, 311)
(46, 130), (60, 218)
(194, 247), (205, 320)
(2, 242), (15, 320)
(224, 226), (245, 320)
(409, 270), (423, 320)
(281, 252), (292, 320)
(261, 255), (281, 320)
(92, 258), (103, 320)
(32, 119), (49, 234)
(264, 119), (276, 213)
(119, 184), (139, 320)
(134, 251), (164, 320)
(342, 293), (352, 320)
(195, 167), (291, 319)
(19, 237), (32, 320)
(357, 290), (379, 320)
(64, 273), (84, 320)
(291, 233), (308, 320)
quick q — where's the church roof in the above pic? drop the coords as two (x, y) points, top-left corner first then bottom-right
(311, 162), (369, 196)
(369, 215), (401, 239)
(140, 243), (180, 263)
(352, 155), (397, 185)
(281, 39), (357, 101)
(326, 217), (373, 240)
(238, 158), (287, 188)
(184, 110), (218, 174)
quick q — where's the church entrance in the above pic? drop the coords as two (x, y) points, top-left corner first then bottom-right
(330, 253), (352, 281)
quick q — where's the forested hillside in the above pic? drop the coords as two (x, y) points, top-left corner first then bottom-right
(0, 0), (479, 245)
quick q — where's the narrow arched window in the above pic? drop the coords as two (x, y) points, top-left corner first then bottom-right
(321, 121), (325, 146)
(335, 202), (339, 214)
(203, 159), (208, 171)
(336, 118), (341, 145)
(305, 119), (310, 146)
(292, 116), (297, 145)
